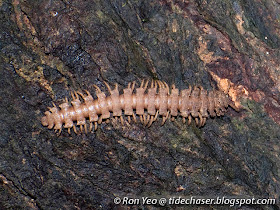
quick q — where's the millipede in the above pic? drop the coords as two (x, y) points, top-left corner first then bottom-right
(41, 80), (239, 134)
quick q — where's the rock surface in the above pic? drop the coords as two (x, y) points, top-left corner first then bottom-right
(0, 0), (279, 209)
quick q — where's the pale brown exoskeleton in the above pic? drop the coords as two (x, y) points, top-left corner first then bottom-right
(41, 80), (239, 135)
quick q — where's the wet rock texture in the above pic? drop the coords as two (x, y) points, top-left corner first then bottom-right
(1, 0), (280, 209)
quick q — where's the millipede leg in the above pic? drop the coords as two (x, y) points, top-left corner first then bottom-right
(56, 129), (62, 136)
(201, 117), (206, 126)
(131, 81), (136, 91)
(143, 114), (147, 125)
(71, 91), (75, 100)
(163, 81), (169, 93)
(98, 116), (102, 124)
(198, 113), (203, 127)
(154, 80), (158, 89)
(156, 80), (162, 89)
(132, 112), (137, 122)
(83, 124), (87, 133)
(182, 117), (186, 124)
(144, 80), (149, 91)
(127, 116), (131, 123)
(77, 91), (86, 100)
(80, 125), (83, 133)
(140, 80), (144, 88)
(161, 111), (169, 125)
(94, 122), (98, 130)
(68, 128), (71, 134)
(120, 115), (124, 125)
(84, 89), (91, 96)
(147, 115), (154, 127)
(104, 81), (112, 93)
(154, 110), (159, 122)
(71, 91), (79, 100)
(150, 115), (154, 125)
(74, 91), (79, 99)
(189, 85), (192, 92)
(52, 102), (57, 108)
(195, 117), (199, 125)
(89, 122), (93, 132)
(93, 84), (101, 93)
(145, 114), (150, 126)
(188, 116), (191, 125)
(161, 116), (166, 125)
(73, 125), (77, 134)
(140, 115), (143, 124)
(159, 81), (165, 89)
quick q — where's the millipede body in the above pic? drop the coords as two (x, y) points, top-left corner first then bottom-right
(41, 80), (239, 134)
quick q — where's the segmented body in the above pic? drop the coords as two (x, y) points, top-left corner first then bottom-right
(41, 80), (238, 134)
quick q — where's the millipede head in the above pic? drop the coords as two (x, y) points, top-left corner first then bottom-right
(41, 111), (54, 129)
(41, 116), (48, 127)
